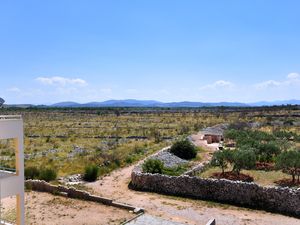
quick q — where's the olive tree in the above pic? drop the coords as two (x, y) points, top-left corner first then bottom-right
(256, 142), (281, 162)
(276, 150), (300, 183)
(232, 149), (256, 175)
(211, 149), (232, 174)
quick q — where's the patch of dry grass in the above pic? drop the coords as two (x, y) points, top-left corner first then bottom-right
(200, 166), (290, 186)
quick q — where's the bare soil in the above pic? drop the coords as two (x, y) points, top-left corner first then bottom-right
(3, 133), (299, 225)
(86, 165), (300, 225)
(1, 192), (133, 225)
(255, 162), (275, 171)
(275, 178), (300, 187)
(211, 171), (254, 182)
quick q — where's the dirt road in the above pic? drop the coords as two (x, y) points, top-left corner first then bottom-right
(86, 164), (299, 225)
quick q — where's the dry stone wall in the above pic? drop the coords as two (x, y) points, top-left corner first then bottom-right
(26, 180), (144, 213)
(131, 167), (300, 217)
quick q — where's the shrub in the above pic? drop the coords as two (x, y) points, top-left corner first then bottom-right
(170, 139), (197, 160)
(125, 155), (134, 164)
(83, 164), (99, 182)
(162, 164), (188, 176)
(39, 168), (57, 182)
(142, 159), (164, 174)
(25, 166), (40, 180)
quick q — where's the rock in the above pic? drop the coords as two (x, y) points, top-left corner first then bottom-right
(133, 208), (144, 214)
(150, 151), (188, 168)
(59, 174), (83, 185)
(68, 146), (90, 158)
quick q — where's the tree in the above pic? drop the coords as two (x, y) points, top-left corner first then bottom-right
(211, 149), (232, 174)
(232, 149), (256, 175)
(142, 159), (164, 174)
(256, 142), (281, 162)
(276, 150), (300, 183)
(170, 139), (197, 160)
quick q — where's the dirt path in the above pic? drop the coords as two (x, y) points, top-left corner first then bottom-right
(86, 164), (300, 225)
(1, 192), (133, 225)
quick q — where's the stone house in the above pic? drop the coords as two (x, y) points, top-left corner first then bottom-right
(201, 125), (227, 144)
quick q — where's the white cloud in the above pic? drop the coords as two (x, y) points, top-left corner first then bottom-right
(287, 72), (299, 80)
(200, 80), (234, 90)
(36, 76), (87, 87)
(255, 72), (300, 89)
(255, 80), (281, 89)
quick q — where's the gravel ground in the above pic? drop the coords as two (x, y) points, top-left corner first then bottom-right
(150, 151), (188, 168)
(126, 214), (185, 225)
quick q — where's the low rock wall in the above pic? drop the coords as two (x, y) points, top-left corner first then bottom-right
(26, 180), (143, 213)
(131, 168), (300, 217)
(183, 161), (210, 176)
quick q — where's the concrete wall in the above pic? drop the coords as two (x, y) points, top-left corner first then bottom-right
(131, 168), (300, 218)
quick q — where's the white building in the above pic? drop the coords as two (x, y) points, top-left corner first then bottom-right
(0, 115), (25, 225)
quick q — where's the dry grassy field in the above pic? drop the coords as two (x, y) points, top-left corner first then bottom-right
(1, 106), (299, 178)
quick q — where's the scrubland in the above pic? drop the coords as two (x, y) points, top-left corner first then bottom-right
(1, 106), (299, 179)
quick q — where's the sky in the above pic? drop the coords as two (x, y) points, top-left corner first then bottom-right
(0, 0), (300, 104)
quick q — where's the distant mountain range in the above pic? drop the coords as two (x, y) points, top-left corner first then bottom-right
(0, 97), (4, 107)
(2, 98), (300, 108)
(49, 99), (300, 108)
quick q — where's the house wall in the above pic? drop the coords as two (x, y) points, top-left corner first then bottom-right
(0, 116), (25, 225)
(203, 135), (222, 144)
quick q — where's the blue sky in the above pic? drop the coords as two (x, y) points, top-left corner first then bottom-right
(0, 0), (300, 104)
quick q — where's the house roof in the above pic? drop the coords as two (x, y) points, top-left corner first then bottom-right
(201, 124), (228, 136)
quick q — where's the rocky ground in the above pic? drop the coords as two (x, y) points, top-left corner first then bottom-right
(86, 134), (300, 225)
(126, 214), (186, 225)
(150, 150), (188, 168)
(3, 133), (299, 225)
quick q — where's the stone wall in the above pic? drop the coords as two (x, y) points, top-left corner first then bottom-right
(130, 168), (300, 218)
(26, 180), (143, 213)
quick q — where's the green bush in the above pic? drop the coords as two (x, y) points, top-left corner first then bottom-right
(162, 165), (188, 176)
(39, 168), (57, 182)
(125, 155), (134, 164)
(83, 164), (99, 182)
(170, 139), (197, 160)
(142, 159), (164, 174)
(25, 166), (40, 180)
